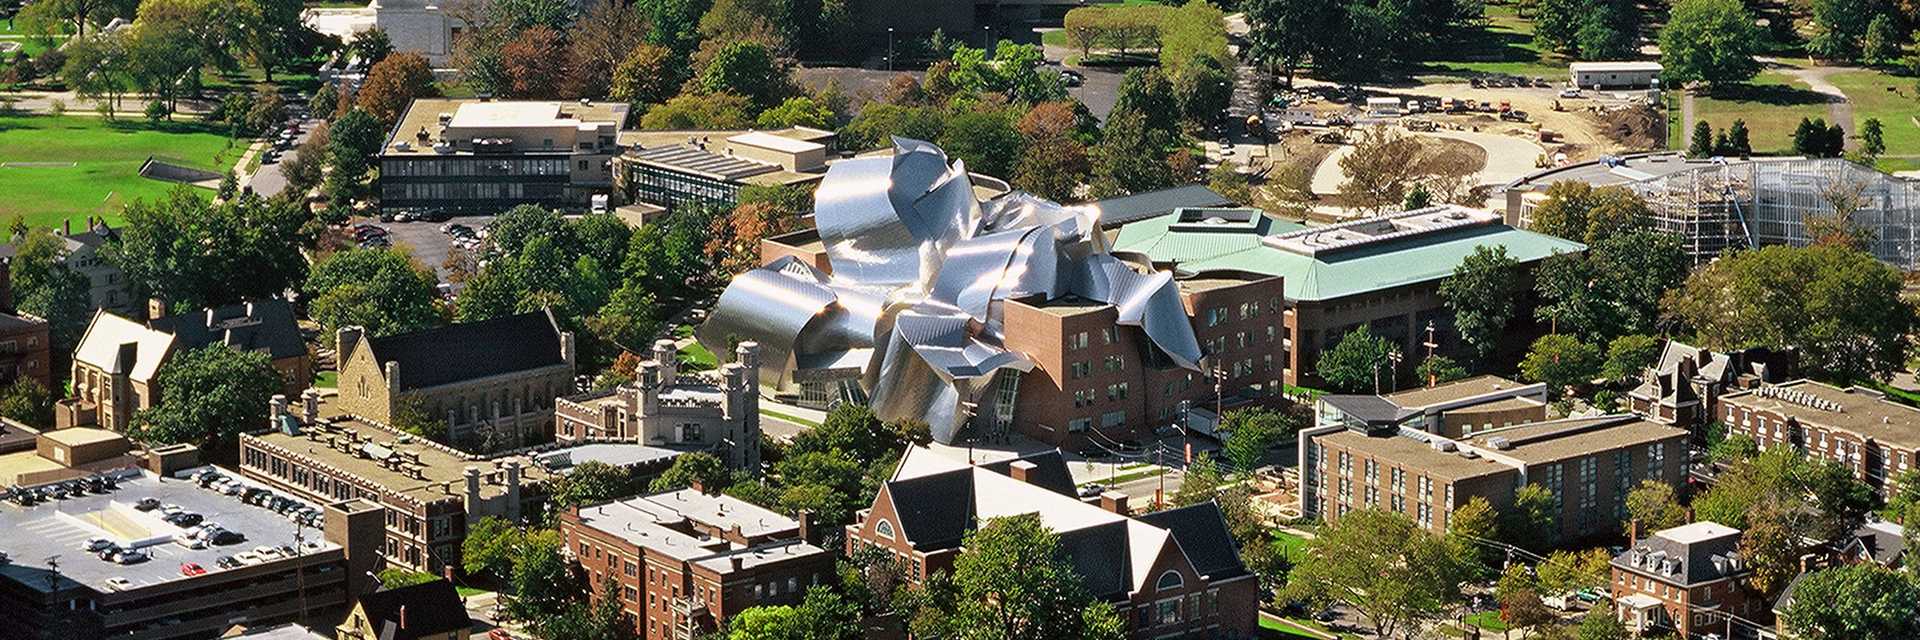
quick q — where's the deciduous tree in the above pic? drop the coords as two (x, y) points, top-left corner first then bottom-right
(1283, 509), (1474, 639)
(1440, 245), (1520, 362)
(1781, 564), (1920, 640)
(1316, 327), (1400, 393)
(128, 345), (283, 448)
(1659, 0), (1760, 84)
(357, 52), (438, 128)
(1520, 333), (1601, 396)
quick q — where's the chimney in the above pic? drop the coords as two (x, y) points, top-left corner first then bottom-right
(1099, 491), (1129, 515)
(204, 307), (215, 327)
(729, 556), (744, 571)
(147, 297), (169, 320)
(0, 257), (13, 314)
(560, 331), (577, 369)
(336, 326), (364, 360)
(1628, 519), (1639, 547)
(385, 361), (402, 398)
(795, 509), (812, 544)
(302, 389), (320, 423)
(690, 476), (708, 494)
(62, 219), (70, 236)
(270, 394), (288, 420)
(505, 459), (522, 522)
(463, 466), (481, 511)
(1009, 460), (1036, 484)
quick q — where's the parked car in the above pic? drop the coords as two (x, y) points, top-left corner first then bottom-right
(1060, 70), (1084, 87)
(179, 562), (207, 577)
(104, 577), (133, 590)
(83, 537), (113, 552)
(112, 548), (150, 565)
(1077, 483), (1106, 498)
(216, 555), (241, 569)
(1558, 87), (1583, 98)
(210, 529), (246, 546)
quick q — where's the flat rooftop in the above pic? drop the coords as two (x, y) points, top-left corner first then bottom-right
(573, 489), (825, 570)
(630, 144), (783, 181)
(1015, 294), (1113, 318)
(1113, 205), (1584, 302)
(43, 427), (122, 447)
(385, 98), (629, 156)
(1385, 375), (1535, 408)
(1659, 521), (1739, 544)
(1468, 416), (1689, 465)
(247, 414), (550, 504)
(1720, 380), (1920, 450)
(1317, 429), (1510, 480)
(0, 468), (337, 594)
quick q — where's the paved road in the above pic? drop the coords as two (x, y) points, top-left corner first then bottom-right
(371, 213), (496, 280)
(245, 117), (324, 198)
(1775, 65), (1857, 148)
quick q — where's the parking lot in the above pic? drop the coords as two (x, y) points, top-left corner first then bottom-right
(355, 214), (497, 281)
(0, 468), (332, 594)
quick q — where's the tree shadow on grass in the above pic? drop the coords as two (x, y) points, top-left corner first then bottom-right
(1704, 82), (1832, 106)
(101, 118), (225, 136)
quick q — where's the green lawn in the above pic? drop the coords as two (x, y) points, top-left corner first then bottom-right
(1417, 6), (1571, 80)
(1685, 71), (1833, 155)
(1828, 69), (1920, 168)
(315, 371), (339, 388)
(0, 115), (242, 228)
(1465, 611), (1509, 632)
(1259, 616), (1327, 639)
(760, 408), (822, 427)
(679, 340), (718, 371)
(1272, 530), (1310, 562)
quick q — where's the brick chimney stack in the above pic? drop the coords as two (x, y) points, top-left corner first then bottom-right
(1009, 460), (1036, 484)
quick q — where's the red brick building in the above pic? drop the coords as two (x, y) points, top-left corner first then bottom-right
(1718, 380), (1920, 497)
(845, 448), (1260, 639)
(1626, 340), (1788, 429)
(559, 489), (837, 640)
(1610, 522), (1760, 639)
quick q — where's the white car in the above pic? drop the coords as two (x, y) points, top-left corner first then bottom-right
(234, 551), (265, 565)
(1557, 87), (1582, 98)
(160, 504), (183, 516)
(104, 577), (133, 590)
(83, 537), (113, 552)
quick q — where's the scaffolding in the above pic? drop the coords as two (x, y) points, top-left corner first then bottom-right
(1631, 158), (1920, 269)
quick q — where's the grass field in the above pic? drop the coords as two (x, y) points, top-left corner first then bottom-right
(1678, 71), (1832, 154)
(0, 115), (241, 229)
(1464, 611), (1509, 632)
(1418, 6), (1569, 81)
(1272, 530), (1310, 562)
(1259, 616), (1328, 639)
(1827, 69), (1920, 169)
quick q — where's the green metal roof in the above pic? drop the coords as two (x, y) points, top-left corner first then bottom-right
(1113, 212), (1586, 302)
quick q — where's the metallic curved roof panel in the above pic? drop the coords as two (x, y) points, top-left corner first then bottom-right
(700, 138), (1202, 443)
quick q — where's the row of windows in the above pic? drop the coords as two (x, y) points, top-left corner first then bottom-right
(626, 164), (744, 206)
(1134, 588), (1222, 630)
(385, 157), (570, 178)
(383, 180), (567, 202)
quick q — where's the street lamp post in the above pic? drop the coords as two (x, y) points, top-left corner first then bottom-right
(887, 28), (895, 72)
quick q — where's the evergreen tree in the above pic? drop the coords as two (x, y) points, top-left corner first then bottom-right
(1688, 120), (1714, 158)
(1727, 119), (1752, 156)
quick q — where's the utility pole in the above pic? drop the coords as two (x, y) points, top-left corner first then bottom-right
(1422, 321), (1439, 388)
(294, 521), (309, 625)
(961, 401), (978, 464)
(887, 28), (895, 71)
(1386, 351), (1404, 393)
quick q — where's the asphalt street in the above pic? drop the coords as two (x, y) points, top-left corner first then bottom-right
(245, 117), (325, 198)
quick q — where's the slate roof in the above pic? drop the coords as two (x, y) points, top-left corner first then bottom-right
(363, 310), (565, 390)
(1136, 503), (1249, 580)
(72, 310), (175, 382)
(1111, 211), (1583, 301)
(355, 579), (471, 640)
(877, 447), (1247, 601)
(1845, 521), (1907, 566)
(1612, 522), (1746, 586)
(148, 300), (305, 361)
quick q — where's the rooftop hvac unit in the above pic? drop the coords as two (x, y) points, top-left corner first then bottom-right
(1487, 436), (1512, 450)
(1429, 440), (1457, 452)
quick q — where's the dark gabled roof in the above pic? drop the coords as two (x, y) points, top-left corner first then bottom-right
(1613, 523), (1745, 586)
(1848, 521), (1907, 566)
(365, 310), (565, 390)
(1319, 394), (1413, 425)
(148, 300), (305, 361)
(978, 450), (1077, 497)
(885, 468), (975, 549)
(355, 579), (470, 640)
(1058, 520), (1131, 599)
(1085, 185), (1234, 228)
(1137, 502), (1248, 580)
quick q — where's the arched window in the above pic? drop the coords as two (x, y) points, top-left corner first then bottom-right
(1156, 570), (1184, 591)
(875, 519), (895, 539)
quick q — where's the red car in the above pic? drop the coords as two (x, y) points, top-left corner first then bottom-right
(179, 562), (206, 577)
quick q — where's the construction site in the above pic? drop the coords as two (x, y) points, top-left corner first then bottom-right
(1504, 154), (1920, 269)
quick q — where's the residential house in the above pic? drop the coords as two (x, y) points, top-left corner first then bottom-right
(335, 579), (471, 640)
(0, 217), (133, 314)
(844, 447), (1260, 639)
(1611, 522), (1759, 639)
(60, 300), (308, 431)
(1627, 340), (1788, 429)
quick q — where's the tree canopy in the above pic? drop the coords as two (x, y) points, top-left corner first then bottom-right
(1283, 508), (1477, 638)
(128, 345), (284, 449)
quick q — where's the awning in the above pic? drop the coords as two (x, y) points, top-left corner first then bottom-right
(1617, 593), (1662, 610)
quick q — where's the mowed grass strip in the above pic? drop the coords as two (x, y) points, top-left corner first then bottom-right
(1687, 71), (1833, 155)
(1828, 69), (1920, 164)
(0, 115), (239, 229)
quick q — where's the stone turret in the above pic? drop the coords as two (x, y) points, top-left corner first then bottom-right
(638, 361), (661, 416)
(732, 342), (762, 472)
(653, 339), (678, 387)
(504, 459), (522, 522)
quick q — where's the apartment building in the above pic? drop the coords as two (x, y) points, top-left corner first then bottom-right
(0, 311), (50, 391)
(1610, 522), (1758, 639)
(844, 448), (1259, 639)
(0, 467), (380, 640)
(379, 99), (629, 212)
(559, 489), (835, 640)
(1626, 340), (1789, 429)
(62, 301), (308, 431)
(1299, 415), (1689, 541)
(1111, 206), (1584, 387)
(239, 391), (682, 574)
(555, 341), (763, 472)
(332, 310), (574, 453)
(1316, 375), (1549, 439)
(1717, 380), (1920, 497)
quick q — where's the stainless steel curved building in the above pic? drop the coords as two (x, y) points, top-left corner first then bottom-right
(698, 139), (1208, 444)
